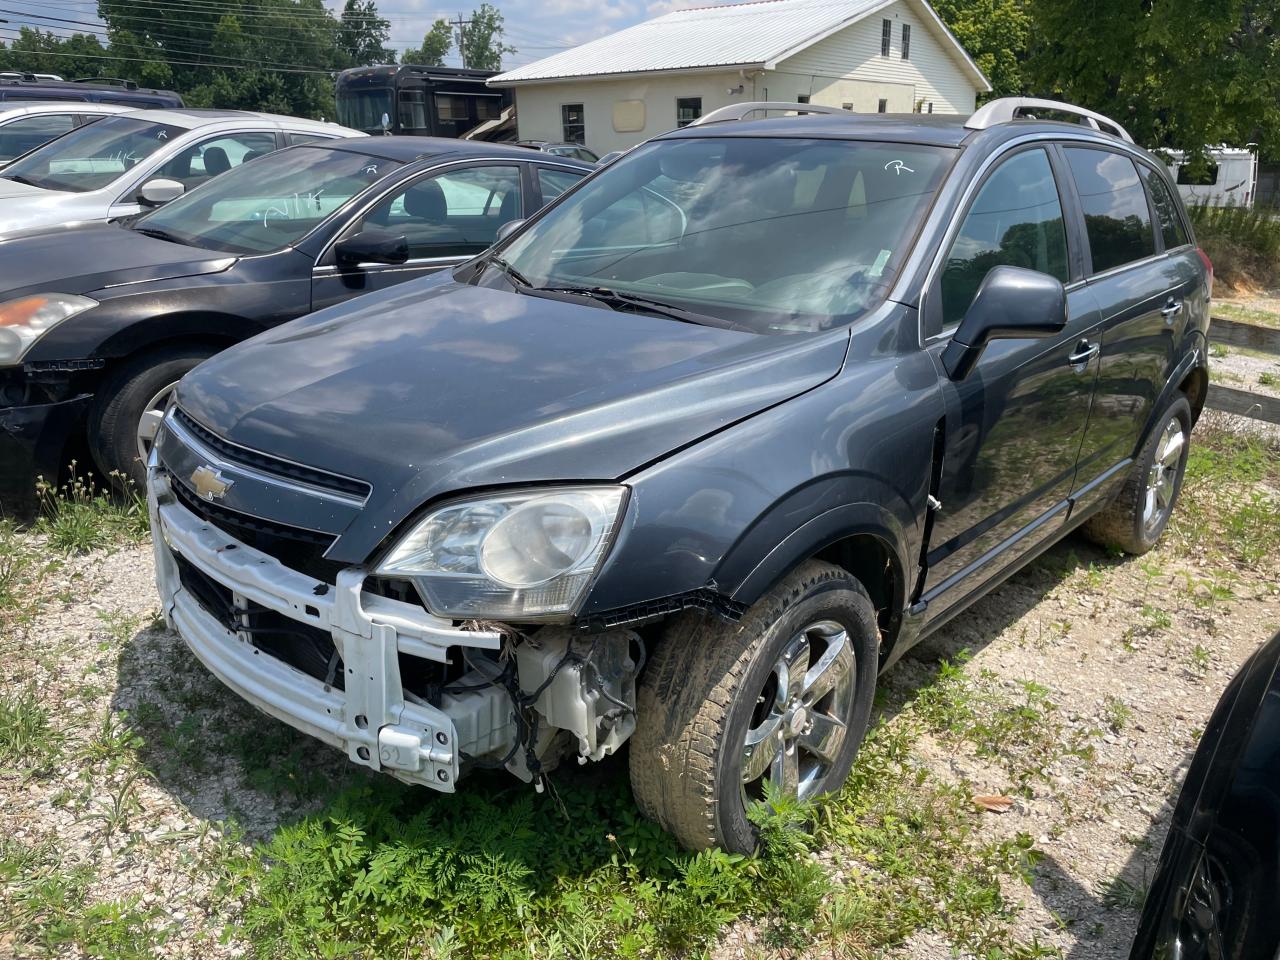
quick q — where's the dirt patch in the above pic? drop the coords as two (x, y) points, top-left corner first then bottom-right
(2, 420), (1278, 959)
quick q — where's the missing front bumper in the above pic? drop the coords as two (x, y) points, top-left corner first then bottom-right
(149, 467), (512, 790)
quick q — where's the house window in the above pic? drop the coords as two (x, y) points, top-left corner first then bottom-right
(675, 96), (702, 127)
(842, 102), (853, 111)
(797, 94), (810, 104)
(928, 102), (933, 114)
(561, 103), (585, 144)
(878, 98), (888, 113)
(901, 23), (911, 59)
(881, 19), (892, 56)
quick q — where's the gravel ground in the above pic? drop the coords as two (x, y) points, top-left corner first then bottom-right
(3, 415), (1278, 959)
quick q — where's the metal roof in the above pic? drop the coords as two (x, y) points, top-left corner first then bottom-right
(491, 0), (988, 90)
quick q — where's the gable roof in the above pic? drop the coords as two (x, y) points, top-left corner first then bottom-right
(490, 0), (989, 91)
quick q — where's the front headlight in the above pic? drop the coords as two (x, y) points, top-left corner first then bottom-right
(0, 293), (97, 365)
(376, 486), (628, 620)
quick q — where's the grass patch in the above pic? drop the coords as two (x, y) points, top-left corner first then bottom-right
(1214, 301), (1280, 329)
(912, 657), (1095, 793)
(36, 466), (148, 555)
(0, 686), (61, 772)
(1171, 425), (1280, 567)
(0, 837), (171, 959)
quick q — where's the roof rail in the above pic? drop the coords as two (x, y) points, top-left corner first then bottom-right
(72, 77), (139, 90)
(689, 101), (847, 126)
(966, 97), (1133, 143)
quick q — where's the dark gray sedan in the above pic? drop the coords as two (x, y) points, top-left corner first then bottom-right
(0, 136), (591, 508)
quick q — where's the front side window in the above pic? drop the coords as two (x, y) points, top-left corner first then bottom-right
(0, 113), (77, 162)
(355, 164), (522, 259)
(1065, 147), (1156, 273)
(939, 148), (1069, 333)
(495, 137), (955, 335)
(2, 116), (185, 193)
(155, 132), (279, 190)
(676, 97), (702, 128)
(399, 90), (428, 131)
(561, 103), (585, 144)
(1142, 166), (1190, 249)
(132, 146), (400, 255)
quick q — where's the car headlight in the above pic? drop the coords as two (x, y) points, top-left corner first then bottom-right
(0, 293), (97, 365)
(376, 486), (628, 620)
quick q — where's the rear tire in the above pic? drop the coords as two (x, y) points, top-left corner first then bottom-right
(1083, 393), (1192, 555)
(89, 346), (216, 493)
(629, 560), (879, 853)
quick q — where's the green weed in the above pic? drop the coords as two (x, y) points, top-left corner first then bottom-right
(0, 686), (61, 770)
(1103, 697), (1133, 734)
(36, 465), (148, 555)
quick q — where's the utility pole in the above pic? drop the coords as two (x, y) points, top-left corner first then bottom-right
(452, 12), (472, 68)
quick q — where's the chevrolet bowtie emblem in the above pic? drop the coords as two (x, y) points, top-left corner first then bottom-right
(190, 465), (233, 501)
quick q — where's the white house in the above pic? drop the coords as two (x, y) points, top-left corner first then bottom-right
(489, 0), (991, 154)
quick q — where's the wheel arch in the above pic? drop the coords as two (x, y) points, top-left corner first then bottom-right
(725, 501), (912, 658)
(90, 311), (263, 364)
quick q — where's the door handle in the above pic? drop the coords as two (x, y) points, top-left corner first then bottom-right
(1161, 299), (1184, 323)
(1067, 340), (1100, 369)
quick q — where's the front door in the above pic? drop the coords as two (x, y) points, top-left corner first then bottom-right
(918, 146), (1101, 619)
(311, 162), (526, 312)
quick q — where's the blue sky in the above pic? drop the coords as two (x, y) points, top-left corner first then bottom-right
(0, 0), (705, 71)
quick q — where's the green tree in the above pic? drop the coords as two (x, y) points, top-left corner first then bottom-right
(932, 0), (1031, 99)
(402, 18), (453, 66)
(0, 27), (112, 80)
(339, 0), (394, 67)
(1026, 0), (1280, 157)
(459, 3), (515, 71)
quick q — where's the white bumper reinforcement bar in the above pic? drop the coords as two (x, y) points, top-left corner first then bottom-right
(148, 466), (507, 790)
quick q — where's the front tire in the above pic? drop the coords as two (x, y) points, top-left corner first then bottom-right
(89, 346), (216, 492)
(629, 560), (879, 853)
(1083, 393), (1192, 555)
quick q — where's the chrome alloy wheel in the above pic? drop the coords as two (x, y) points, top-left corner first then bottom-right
(740, 620), (856, 803)
(1143, 416), (1186, 535)
(136, 381), (178, 464)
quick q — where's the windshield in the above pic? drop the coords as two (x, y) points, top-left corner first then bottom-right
(133, 145), (400, 255)
(337, 86), (393, 134)
(495, 137), (954, 334)
(3, 116), (186, 193)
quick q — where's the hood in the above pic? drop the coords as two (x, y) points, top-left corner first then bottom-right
(0, 224), (235, 298)
(177, 281), (849, 562)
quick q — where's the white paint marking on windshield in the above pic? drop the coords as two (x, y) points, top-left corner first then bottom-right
(884, 159), (915, 175)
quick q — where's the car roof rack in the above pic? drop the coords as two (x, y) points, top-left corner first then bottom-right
(966, 97), (1133, 143)
(689, 101), (847, 126)
(72, 77), (139, 90)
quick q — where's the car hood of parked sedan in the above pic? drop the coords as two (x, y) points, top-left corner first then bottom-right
(176, 279), (850, 563)
(0, 223), (235, 298)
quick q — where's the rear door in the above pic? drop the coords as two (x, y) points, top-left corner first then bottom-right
(311, 160), (527, 311)
(1064, 147), (1192, 500)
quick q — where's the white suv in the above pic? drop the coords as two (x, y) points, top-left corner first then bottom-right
(0, 108), (363, 237)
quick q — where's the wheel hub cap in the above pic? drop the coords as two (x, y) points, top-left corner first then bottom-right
(1143, 416), (1186, 534)
(135, 381), (179, 465)
(739, 619), (856, 804)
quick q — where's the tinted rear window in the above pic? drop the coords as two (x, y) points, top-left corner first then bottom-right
(1064, 148), (1156, 274)
(1141, 166), (1190, 250)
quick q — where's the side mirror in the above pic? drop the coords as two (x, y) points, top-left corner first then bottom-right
(334, 229), (409, 267)
(494, 218), (525, 243)
(138, 178), (185, 206)
(941, 265), (1067, 380)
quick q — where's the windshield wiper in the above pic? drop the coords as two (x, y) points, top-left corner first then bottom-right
(485, 254), (532, 289)
(3, 174), (39, 187)
(531, 284), (748, 331)
(133, 226), (185, 245)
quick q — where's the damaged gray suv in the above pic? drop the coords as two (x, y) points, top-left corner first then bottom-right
(149, 99), (1211, 852)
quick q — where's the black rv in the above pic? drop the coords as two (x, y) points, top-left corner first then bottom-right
(335, 64), (512, 139)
